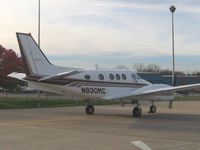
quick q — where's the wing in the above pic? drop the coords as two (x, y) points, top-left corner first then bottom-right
(103, 83), (200, 100)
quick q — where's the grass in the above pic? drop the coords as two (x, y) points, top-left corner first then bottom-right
(0, 96), (119, 109)
(175, 95), (200, 101)
(0, 95), (199, 109)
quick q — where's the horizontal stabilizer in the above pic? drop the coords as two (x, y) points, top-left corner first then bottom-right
(38, 70), (79, 82)
(8, 72), (26, 81)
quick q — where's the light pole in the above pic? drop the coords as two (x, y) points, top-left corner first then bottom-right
(38, 0), (40, 47)
(169, 5), (176, 86)
(37, 0), (41, 99)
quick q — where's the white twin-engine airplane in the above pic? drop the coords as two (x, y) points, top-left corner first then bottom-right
(8, 33), (200, 118)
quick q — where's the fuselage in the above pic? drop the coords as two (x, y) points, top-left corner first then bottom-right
(26, 69), (173, 101)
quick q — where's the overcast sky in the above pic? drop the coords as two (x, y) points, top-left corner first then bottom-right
(1, 0), (200, 72)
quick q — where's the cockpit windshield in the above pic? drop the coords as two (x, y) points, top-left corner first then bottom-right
(131, 73), (136, 80)
(131, 73), (141, 81)
(136, 74), (141, 80)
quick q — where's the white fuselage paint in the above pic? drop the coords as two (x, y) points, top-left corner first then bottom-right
(28, 70), (174, 101)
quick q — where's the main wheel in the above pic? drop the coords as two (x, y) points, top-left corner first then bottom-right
(132, 106), (142, 118)
(86, 105), (95, 115)
(150, 105), (156, 113)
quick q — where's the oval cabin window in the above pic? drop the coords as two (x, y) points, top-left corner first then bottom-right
(122, 74), (127, 80)
(109, 74), (114, 80)
(84, 75), (91, 80)
(115, 74), (120, 80)
(99, 74), (104, 80)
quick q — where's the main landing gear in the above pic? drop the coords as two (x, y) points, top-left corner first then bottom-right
(149, 105), (157, 113)
(132, 106), (142, 118)
(132, 101), (157, 118)
(85, 105), (95, 115)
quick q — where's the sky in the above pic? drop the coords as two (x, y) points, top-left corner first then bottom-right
(0, 0), (200, 72)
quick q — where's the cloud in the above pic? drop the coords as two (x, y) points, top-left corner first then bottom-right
(0, 0), (200, 72)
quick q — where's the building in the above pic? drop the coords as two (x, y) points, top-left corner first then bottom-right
(138, 72), (200, 86)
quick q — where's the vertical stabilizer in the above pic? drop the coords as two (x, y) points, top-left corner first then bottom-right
(16, 33), (72, 76)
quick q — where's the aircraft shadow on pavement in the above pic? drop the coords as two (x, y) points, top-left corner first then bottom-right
(90, 112), (200, 133)
(90, 111), (200, 121)
(142, 113), (200, 121)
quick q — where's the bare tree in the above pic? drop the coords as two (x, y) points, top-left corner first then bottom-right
(116, 65), (129, 70)
(144, 64), (161, 72)
(133, 63), (144, 72)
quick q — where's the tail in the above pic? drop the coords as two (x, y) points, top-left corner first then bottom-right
(17, 33), (72, 76)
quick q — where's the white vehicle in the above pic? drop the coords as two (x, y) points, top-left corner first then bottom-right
(9, 33), (200, 118)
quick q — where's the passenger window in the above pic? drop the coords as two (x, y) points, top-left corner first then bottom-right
(99, 74), (104, 80)
(84, 75), (91, 80)
(115, 74), (120, 80)
(109, 74), (114, 80)
(121, 74), (126, 80)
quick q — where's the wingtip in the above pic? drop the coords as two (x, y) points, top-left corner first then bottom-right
(16, 32), (32, 36)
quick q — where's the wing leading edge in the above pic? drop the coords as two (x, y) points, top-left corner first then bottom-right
(104, 83), (200, 100)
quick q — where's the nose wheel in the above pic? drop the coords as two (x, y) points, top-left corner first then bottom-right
(132, 106), (142, 118)
(86, 105), (95, 115)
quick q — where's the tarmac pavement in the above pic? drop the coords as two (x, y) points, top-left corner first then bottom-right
(0, 101), (199, 150)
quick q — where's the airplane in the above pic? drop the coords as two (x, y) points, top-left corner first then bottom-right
(8, 32), (200, 118)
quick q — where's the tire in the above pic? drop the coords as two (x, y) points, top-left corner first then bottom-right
(132, 106), (142, 118)
(150, 105), (156, 113)
(86, 105), (95, 115)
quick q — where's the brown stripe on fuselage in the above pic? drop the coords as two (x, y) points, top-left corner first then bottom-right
(72, 81), (145, 88)
(25, 76), (147, 88)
